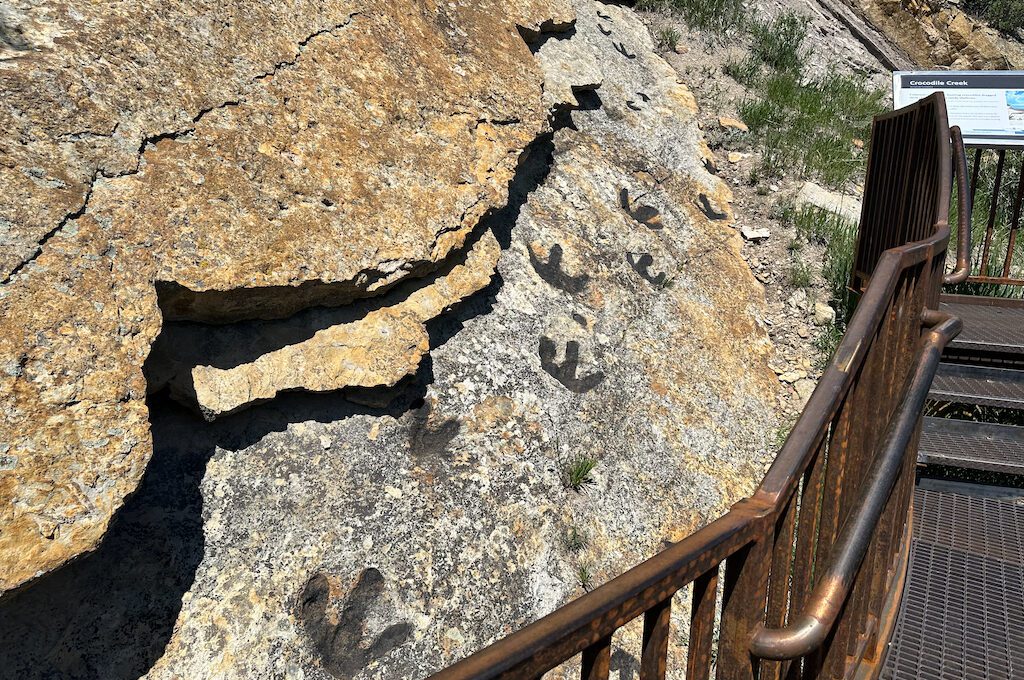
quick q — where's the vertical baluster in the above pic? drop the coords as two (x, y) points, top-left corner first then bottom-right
(687, 568), (719, 680)
(717, 533), (772, 680)
(980, 149), (1006, 276)
(641, 598), (672, 680)
(1002, 159), (1024, 279)
(582, 635), (612, 680)
(860, 275), (909, 655)
(761, 493), (799, 680)
(970, 148), (983, 209)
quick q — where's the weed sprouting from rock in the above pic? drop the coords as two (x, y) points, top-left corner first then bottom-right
(562, 455), (598, 492)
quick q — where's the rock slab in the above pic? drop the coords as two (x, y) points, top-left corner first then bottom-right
(0, 0), (574, 594)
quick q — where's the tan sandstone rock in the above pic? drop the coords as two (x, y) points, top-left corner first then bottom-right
(0, 0), (574, 595)
(189, 231), (502, 419)
(849, 0), (1023, 69)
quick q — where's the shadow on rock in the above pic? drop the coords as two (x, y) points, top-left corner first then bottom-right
(0, 367), (431, 679)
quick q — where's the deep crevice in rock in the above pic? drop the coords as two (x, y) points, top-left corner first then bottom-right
(517, 20), (577, 54)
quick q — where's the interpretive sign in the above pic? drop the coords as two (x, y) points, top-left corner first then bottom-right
(893, 71), (1024, 147)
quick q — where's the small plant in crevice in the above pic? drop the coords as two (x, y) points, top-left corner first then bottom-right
(562, 455), (598, 492)
(576, 562), (595, 592)
(565, 525), (589, 553)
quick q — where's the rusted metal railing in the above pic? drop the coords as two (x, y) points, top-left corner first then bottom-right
(429, 93), (966, 680)
(956, 144), (1024, 287)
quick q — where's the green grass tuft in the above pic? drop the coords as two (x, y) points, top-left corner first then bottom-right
(787, 259), (813, 289)
(963, 0), (1024, 34)
(576, 563), (595, 591)
(636, 0), (746, 33)
(565, 525), (589, 553)
(656, 25), (682, 52)
(562, 455), (598, 492)
(740, 73), (884, 189)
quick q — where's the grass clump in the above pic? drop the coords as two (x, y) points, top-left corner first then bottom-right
(637, 0), (745, 33)
(656, 25), (682, 51)
(562, 455), (598, 492)
(784, 205), (859, 362)
(723, 11), (886, 189)
(963, 0), (1024, 34)
(576, 563), (595, 591)
(748, 12), (808, 74)
(787, 259), (813, 289)
(740, 73), (884, 189)
(565, 525), (589, 553)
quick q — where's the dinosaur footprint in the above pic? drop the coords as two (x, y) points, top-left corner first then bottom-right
(619, 188), (664, 230)
(626, 93), (650, 112)
(626, 253), (668, 286)
(528, 243), (589, 294)
(539, 337), (604, 394)
(614, 42), (636, 59)
(697, 193), (728, 221)
(299, 568), (414, 677)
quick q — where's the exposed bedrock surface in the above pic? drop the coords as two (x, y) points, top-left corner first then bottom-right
(0, 0), (781, 678)
(847, 0), (1024, 68)
(0, 0), (574, 594)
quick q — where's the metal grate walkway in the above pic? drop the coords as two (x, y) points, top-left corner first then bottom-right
(918, 416), (1024, 475)
(941, 299), (1024, 356)
(880, 483), (1024, 680)
(929, 363), (1024, 410)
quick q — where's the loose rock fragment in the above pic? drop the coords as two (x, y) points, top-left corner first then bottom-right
(719, 116), (749, 132)
(741, 226), (771, 242)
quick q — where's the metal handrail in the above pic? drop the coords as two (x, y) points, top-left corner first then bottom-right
(748, 310), (961, 659)
(430, 92), (956, 680)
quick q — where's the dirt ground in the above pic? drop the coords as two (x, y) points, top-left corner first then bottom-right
(637, 0), (895, 421)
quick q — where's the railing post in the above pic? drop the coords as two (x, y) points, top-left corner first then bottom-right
(686, 568), (720, 680)
(717, 518), (772, 680)
(581, 635), (612, 680)
(640, 598), (672, 679)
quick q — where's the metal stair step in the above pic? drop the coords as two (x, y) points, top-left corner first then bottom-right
(880, 483), (1024, 680)
(918, 416), (1024, 475)
(929, 363), (1024, 410)
(941, 297), (1024, 357)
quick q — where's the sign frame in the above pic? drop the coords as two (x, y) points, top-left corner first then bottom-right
(893, 70), (1024, 148)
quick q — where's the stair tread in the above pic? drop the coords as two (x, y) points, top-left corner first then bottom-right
(929, 362), (1024, 410)
(941, 298), (1024, 355)
(919, 416), (1024, 475)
